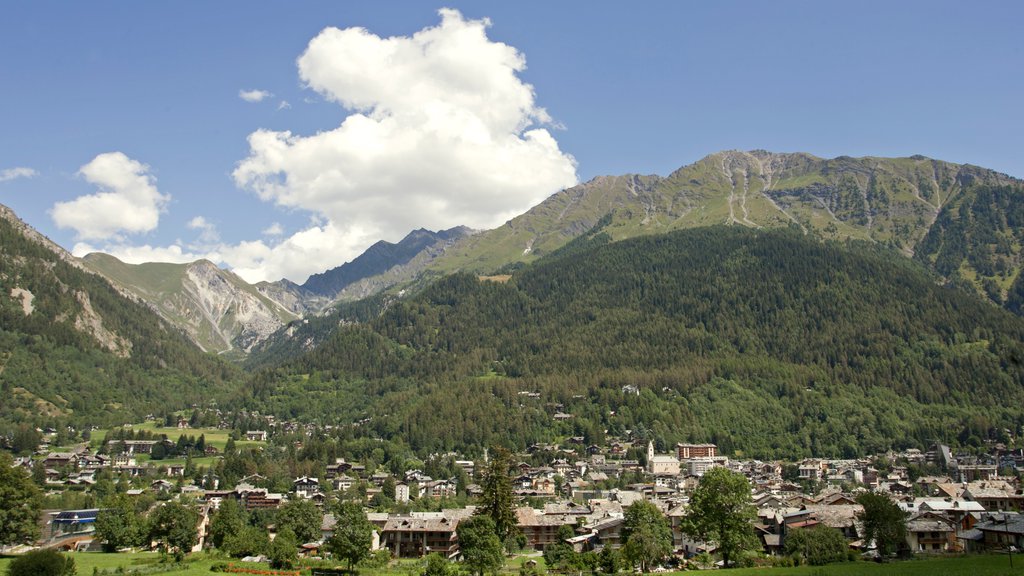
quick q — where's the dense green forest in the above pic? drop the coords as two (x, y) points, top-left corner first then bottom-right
(233, 226), (1024, 459)
(0, 213), (240, 436)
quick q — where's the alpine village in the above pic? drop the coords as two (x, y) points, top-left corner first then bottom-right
(3, 5), (1024, 576)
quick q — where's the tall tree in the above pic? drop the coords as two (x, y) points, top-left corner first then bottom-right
(784, 525), (848, 566)
(680, 467), (757, 568)
(327, 502), (373, 571)
(208, 498), (248, 550)
(0, 452), (42, 546)
(620, 501), (672, 572)
(95, 493), (144, 551)
(147, 501), (199, 561)
(456, 516), (504, 576)
(857, 492), (907, 558)
(267, 527), (298, 569)
(476, 447), (517, 542)
(276, 498), (323, 544)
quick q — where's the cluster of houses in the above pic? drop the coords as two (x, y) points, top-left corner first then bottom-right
(14, 424), (1024, 562)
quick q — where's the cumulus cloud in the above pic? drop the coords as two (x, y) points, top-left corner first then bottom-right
(239, 89), (273, 103)
(51, 152), (169, 241)
(231, 8), (577, 283)
(277, 100), (291, 110)
(0, 167), (38, 182)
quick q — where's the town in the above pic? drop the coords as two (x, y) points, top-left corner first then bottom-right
(3, 409), (1022, 573)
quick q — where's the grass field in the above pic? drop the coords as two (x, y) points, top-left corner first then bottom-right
(2, 552), (1021, 576)
(91, 423), (265, 452)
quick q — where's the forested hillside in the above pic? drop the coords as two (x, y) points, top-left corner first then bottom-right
(235, 226), (1024, 459)
(0, 206), (239, 435)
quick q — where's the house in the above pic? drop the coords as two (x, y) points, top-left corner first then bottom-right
(293, 476), (321, 498)
(151, 479), (175, 493)
(973, 513), (1024, 550)
(905, 512), (958, 553)
(900, 498), (984, 530)
(245, 431), (268, 442)
(395, 483), (410, 503)
(783, 505), (862, 540)
(379, 510), (473, 558)
(43, 452), (77, 469)
(516, 507), (577, 550)
(332, 474), (355, 492)
(963, 481), (1024, 512)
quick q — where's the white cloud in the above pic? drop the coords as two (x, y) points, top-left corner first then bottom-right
(277, 100), (291, 110)
(51, 152), (169, 241)
(231, 8), (577, 283)
(187, 215), (220, 245)
(72, 241), (208, 264)
(239, 89), (273, 103)
(262, 222), (284, 236)
(0, 167), (38, 182)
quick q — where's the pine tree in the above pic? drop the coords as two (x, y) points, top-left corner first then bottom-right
(476, 447), (517, 542)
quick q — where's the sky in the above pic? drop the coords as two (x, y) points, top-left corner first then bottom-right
(1, 1), (1022, 284)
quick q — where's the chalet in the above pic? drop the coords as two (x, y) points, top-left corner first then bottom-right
(326, 460), (352, 478)
(421, 479), (456, 499)
(332, 474), (355, 492)
(151, 479), (174, 493)
(245, 430), (268, 442)
(905, 512), (957, 553)
(43, 452), (77, 469)
(900, 498), (984, 530)
(380, 510), (473, 558)
(516, 507), (577, 550)
(293, 476), (321, 498)
(971, 513), (1024, 550)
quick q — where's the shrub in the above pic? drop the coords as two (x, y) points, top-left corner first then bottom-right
(7, 550), (77, 576)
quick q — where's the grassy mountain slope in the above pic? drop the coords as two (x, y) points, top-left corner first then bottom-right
(81, 253), (297, 356)
(421, 151), (1022, 307)
(0, 204), (239, 430)
(237, 226), (1024, 458)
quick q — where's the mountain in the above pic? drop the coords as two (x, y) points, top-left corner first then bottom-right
(240, 226), (1024, 459)
(0, 204), (238, 430)
(301, 226), (474, 301)
(420, 151), (1024, 308)
(80, 254), (299, 356)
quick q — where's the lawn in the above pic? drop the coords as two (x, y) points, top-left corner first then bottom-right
(2, 552), (1020, 576)
(91, 423), (265, 452)
(725, 553), (1022, 575)
(0, 551), (222, 576)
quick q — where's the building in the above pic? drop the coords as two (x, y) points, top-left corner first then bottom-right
(380, 512), (469, 558)
(905, 512), (958, 553)
(677, 443), (717, 460)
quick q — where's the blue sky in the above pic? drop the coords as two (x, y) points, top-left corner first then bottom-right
(1, 1), (1022, 283)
